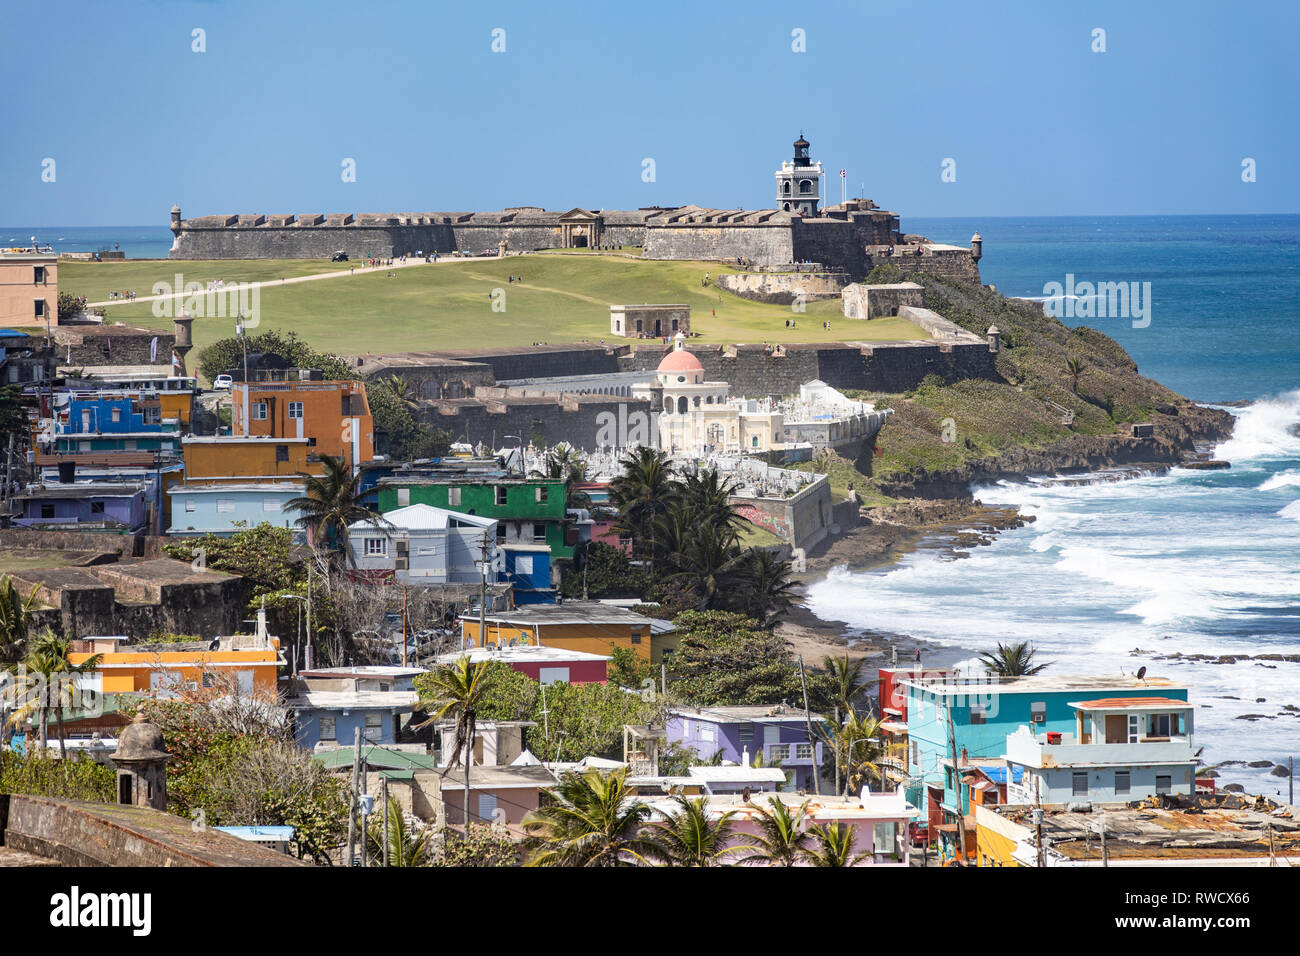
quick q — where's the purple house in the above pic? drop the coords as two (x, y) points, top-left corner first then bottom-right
(14, 480), (149, 532)
(667, 704), (828, 792)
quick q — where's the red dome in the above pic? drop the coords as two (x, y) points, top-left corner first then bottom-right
(657, 347), (704, 374)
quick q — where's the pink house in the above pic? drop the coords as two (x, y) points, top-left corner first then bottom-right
(435, 645), (610, 684)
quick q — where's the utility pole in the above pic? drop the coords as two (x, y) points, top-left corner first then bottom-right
(382, 777), (390, 868)
(1099, 813), (1108, 868)
(401, 582), (408, 668)
(540, 681), (552, 768)
(1290, 756), (1294, 807)
(946, 700), (966, 865)
(478, 533), (488, 650)
(1034, 776), (1045, 868)
(345, 726), (361, 865)
(797, 655), (820, 796)
(360, 746), (369, 868)
(305, 559), (314, 670)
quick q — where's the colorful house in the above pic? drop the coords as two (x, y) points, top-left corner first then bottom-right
(38, 392), (182, 466)
(14, 480), (149, 531)
(346, 502), (497, 585)
(901, 673), (1190, 863)
(181, 435), (319, 483)
(435, 645), (610, 685)
(166, 482), (305, 536)
(459, 602), (654, 662)
(287, 688), (420, 750)
(231, 380), (374, 468)
(666, 704), (828, 792)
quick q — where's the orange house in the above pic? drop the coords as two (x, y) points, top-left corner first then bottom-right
(182, 436), (320, 483)
(460, 603), (654, 663)
(231, 380), (374, 467)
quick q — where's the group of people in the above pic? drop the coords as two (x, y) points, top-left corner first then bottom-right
(507, 274), (523, 283)
(107, 289), (137, 300)
(205, 278), (228, 292)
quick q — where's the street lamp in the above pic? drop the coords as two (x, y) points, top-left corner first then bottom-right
(844, 736), (881, 798)
(276, 593), (308, 675)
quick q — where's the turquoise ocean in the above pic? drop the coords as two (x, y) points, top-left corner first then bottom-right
(11, 217), (1300, 788)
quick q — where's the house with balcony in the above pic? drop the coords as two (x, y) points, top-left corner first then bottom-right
(231, 379), (374, 471)
(1003, 697), (1198, 805)
(901, 673), (1191, 864)
(14, 480), (149, 532)
(37, 392), (182, 467)
(666, 704), (828, 792)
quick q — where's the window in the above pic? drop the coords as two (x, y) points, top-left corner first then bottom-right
(738, 723), (754, 743)
(143, 406), (161, 425)
(33, 266), (45, 284)
(397, 488), (410, 507)
(495, 486), (508, 506)
(448, 487), (461, 506)
(365, 538), (387, 557)
(319, 716), (336, 741)
(216, 499), (235, 513)
(970, 703), (986, 725)
(536, 486), (548, 503)
(795, 742), (813, 760)
(515, 554), (533, 575)
(1072, 772), (1088, 796)
(275, 444), (289, 463)
(477, 793), (498, 822)
(34, 298), (46, 317)
(263, 498), (281, 512)
(111, 408), (122, 423)
(1148, 713), (1172, 737)
(1155, 774), (1172, 794)
(630, 632), (642, 645)
(532, 523), (547, 543)
(1030, 701), (1047, 723)
(288, 401), (304, 419)
(538, 667), (570, 685)
(1114, 770), (1131, 794)
(40, 503), (55, 519)
(252, 402), (268, 420)
(184, 499), (195, 513)
(365, 712), (383, 740)
(201, 673), (216, 689)
(90, 501), (105, 515)
(769, 744), (790, 761)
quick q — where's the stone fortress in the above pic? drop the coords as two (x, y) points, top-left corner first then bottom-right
(167, 135), (983, 283)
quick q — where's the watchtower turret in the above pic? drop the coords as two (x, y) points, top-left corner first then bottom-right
(775, 134), (823, 216)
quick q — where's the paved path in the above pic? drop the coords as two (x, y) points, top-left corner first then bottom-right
(84, 253), (503, 309)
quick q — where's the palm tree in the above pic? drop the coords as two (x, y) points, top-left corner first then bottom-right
(609, 446), (678, 567)
(802, 821), (870, 867)
(522, 768), (663, 867)
(0, 574), (39, 667)
(823, 653), (869, 717)
(740, 549), (798, 626)
(365, 798), (431, 866)
(652, 794), (739, 867)
(678, 467), (747, 537)
(824, 709), (885, 797)
(532, 443), (592, 511)
(384, 374), (417, 409)
(736, 797), (811, 866)
(668, 522), (746, 611)
(414, 656), (490, 828)
(3, 631), (102, 758)
(285, 454), (386, 565)
(978, 641), (1049, 677)
(1066, 356), (1085, 394)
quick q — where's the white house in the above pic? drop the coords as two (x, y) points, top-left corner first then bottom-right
(347, 503), (500, 584)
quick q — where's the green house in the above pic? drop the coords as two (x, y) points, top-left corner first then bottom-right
(376, 476), (575, 562)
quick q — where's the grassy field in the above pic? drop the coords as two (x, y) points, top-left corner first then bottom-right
(60, 254), (928, 360)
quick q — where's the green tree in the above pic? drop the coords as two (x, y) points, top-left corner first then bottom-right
(737, 549), (798, 626)
(0, 574), (40, 666)
(823, 709), (885, 797)
(366, 797), (432, 866)
(4, 631), (102, 757)
(735, 797), (811, 866)
(196, 329), (352, 383)
(533, 443), (592, 511)
(652, 794), (739, 867)
(667, 522), (745, 611)
(607, 645), (653, 689)
(802, 821), (869, 867)
(677, 467), (747, 537)
(522, 767), (663, 867)
(285, 454), (385, 563)
(434, 823), (520, 866)
(977, 641), (1049, 677)
(609, 446), (678, 567)
(415, 656), (491, 827)
(1066, 356), (1085, 394)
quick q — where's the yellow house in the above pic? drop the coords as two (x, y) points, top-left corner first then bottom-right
(974, 803), (1022, 867)
(69, 612), (283, 698)
(459, 603), (654, 663)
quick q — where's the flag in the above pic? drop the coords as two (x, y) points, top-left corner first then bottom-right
(839, 169), (846, 178)
(149, 336), (158, 364)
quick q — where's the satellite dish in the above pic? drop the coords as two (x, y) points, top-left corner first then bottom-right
(1136, 666), (1147, 680)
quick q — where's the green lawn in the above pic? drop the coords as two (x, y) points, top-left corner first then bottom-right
(61, 253), (929, 358)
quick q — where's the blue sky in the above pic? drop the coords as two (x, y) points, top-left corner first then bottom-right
(3, 0), (1297, 226)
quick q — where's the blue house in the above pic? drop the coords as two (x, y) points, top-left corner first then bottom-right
(166, 482), (305, 537)
(48, 393), (181, 457)
(288, 688), (420, 750)
(502, 543), (554, 604)
(667, 704), (828, 792)
(901, 674), (1190, 862)
(14, 480), (148, 531)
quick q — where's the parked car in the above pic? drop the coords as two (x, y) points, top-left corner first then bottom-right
(331, 251), (349, 262)
(212, 374), (233, 390)
(908, 823), (930, 847)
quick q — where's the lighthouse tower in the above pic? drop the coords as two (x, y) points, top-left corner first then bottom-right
(775, 134), (823, 216)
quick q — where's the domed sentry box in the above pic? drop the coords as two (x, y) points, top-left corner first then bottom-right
(111, 714), (171, 811)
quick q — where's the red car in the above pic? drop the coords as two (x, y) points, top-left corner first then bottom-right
(908, 823), (930, 847)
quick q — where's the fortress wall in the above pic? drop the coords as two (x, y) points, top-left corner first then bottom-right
(449, 223), (569, 253)
(715, 271), (850, 304)
(643, 224), (795, 267)
(867, 249), (981, 285)
(169, 224), (453, 260)
(789, 220), (870, 275)
(459, 347), (622, 382)
(418, 396), (657, 451)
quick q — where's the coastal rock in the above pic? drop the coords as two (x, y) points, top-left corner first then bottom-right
(1270, 765), (1291, 778)
(1223, 784), (1246, 793)
(1248, 760), (1275, 768)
